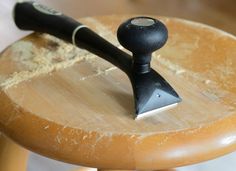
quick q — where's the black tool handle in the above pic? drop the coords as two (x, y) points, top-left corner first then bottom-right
(117, 17), (168, 74)
(14, 1), (131, 73)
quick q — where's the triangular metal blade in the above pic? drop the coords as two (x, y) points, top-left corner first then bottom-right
(130, 69), (181, 119)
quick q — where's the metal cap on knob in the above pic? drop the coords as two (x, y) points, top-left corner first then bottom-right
(117, 16), (168, 73)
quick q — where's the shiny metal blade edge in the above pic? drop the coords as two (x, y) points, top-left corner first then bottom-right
(135, 103), (178, 120)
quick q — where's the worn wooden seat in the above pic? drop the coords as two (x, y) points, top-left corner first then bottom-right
(0, 15), (236, 170)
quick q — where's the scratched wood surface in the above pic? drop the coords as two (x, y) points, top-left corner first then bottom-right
(0, 15), (236, 170)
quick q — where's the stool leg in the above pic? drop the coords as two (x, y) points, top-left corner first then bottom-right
(98, 169), (176, 171)
(72, 167), (176, 171)
(0, 133), (29, 171)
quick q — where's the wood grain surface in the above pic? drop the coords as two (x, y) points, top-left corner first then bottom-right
(0, 15), (236, 170)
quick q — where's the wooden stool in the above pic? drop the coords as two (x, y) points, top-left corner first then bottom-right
(0, 15), (235, 171)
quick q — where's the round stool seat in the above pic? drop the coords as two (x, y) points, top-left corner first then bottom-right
(0, 15), (235, 170)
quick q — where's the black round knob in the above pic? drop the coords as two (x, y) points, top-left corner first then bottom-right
(117, 16), (168, 73)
